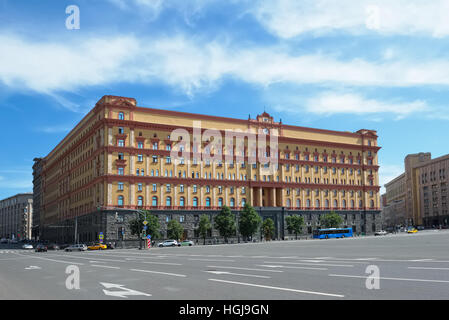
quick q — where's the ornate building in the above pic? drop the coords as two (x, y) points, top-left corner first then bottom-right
(35, 95), (381, 243)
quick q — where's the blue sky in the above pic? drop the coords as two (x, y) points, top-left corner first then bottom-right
(1, 0), (449, 199)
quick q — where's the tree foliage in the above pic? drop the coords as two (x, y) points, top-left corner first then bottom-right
(238, 204), (262, 241)
(319, 211), (343, 228)
(262, 218), (275, 241)
(167, 219), (184, 241)
(214, 205), (236, 243)
(198, 214), (212, 245)
(285, 215), (304, 239)
(128, 211), (161, 239)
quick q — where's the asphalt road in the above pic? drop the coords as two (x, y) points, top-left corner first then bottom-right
(1, 230), (449, 300)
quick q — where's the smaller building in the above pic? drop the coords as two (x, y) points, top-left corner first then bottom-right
(0, 193), (33, 240)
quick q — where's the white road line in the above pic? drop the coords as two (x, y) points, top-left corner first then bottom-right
(13, 252), (84, 265)
(140, 261), (183, 266)
(408, 267), (449, 270)
(44, 253), (182, 266)
(262, 261), (354, 267)
(258, 265), (328, 271)
(408, 259), (434, 262)
(188, 258), (235, 262)
(207, 265), (284, 273)
(91, 265), (120, 269)
(208, 279), (345, 298)
(329, 274), (449, 284)
(130, 268), (186, 277)
(204, 271), (271, 278)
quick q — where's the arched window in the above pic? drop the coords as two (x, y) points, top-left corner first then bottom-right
(118, 112), (124, 120)
(179, 197), (185, 207)
(325, 199), (329, 208)
(230, 198), (235, 207)
(205, 197), (211, 207)
(193, 197), (198, 207)
(152, 196), (158, 207)
(351, 200), (355, 209)
(370, 200), (375, 209)
(166, 196), (172, 207)
(333, 199), (338, 208)
(137, 196), (143, 207)
(218, 197), (223, 207)
(359, 200), (363, 208)
(118, 195), (124, 206)
(315, 199), (320, 209)
(342, 199), (347, 209)
(306, 199), (311, 208)
(286, 199), (291, 208)
(241, 198), (246, 206)
(296, 199), (301, 208)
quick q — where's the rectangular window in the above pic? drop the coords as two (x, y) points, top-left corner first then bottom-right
(152, 184), (157, 192)
(118, 168), (124, 175)
(118, 182), (124, 191)
(137, 183), (142, 191)
(137, 154), (143, 162)
(118, 139), (125, 147)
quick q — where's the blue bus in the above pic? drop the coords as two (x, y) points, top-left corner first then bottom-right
(313, 228), (353, 239)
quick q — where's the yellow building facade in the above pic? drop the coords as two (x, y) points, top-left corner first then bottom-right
(37, 96), (381, 243)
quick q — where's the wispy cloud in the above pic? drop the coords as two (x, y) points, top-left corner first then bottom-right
(251, 0), (449, 39)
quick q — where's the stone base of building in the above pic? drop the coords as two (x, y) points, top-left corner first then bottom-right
(40, 208), (382, 244)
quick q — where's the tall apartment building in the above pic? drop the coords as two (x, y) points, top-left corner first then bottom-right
(35, 95), (381, 243)
(0, 193), (33, 240)
(383, 152), (449, 228)
(32, 157), (44, 240)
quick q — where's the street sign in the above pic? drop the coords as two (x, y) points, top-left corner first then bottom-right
(143, 220), (148, 225)
(99, 232), (104, 243)
(143, 225), (148, 230)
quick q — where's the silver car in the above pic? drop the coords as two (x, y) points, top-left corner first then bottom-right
(374, 230), (388, 236)
(157, 240), (178, 247)
(65, 244), (87, 252)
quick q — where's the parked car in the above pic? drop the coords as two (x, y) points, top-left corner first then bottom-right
(374, 230), (388, 236)
(0, 238), (7, 244)
(10, 239), (18, 244)
(35, 244), (48, 252)
(22, 243), (34, 250)
(407, 228), (418, 234)
(178, 240), (194, 246)
(157, 240), (178, 247)
(65, 244), (87, 252)
(87, 243), (107, 250)
(47, 244), (60, 250)
(106, 242), (115, 249)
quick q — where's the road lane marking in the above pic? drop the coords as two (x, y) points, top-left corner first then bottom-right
(188, 258), (235, 262)
(130, 268), (187, 277)
(207, 265), (283, 273)
(91, 265), (120, 269)
(24, 266), (41, 270)
(13, 252), (84, 265)
(259, 265), (328, 271)
(100, 282), (152, 298)
(208, 279), (344, 298)
(263, 261), (354, 267)
(408, 267), (449, 270)
(408, 259), (434, 262)
(43, 253), (182, 266)
(329, 274), (449, 283)
(204, 270), (271, 278)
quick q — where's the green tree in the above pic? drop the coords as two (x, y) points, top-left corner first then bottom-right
(238, 204), (262, 241)
(319, 211), (343, 228)
(285, 215), (304, 240)
(214, 205), (236, 243)
(198, 214), (212, 245)
(262, 218), (275, 241)
(167, 219), (184, 241)
(128, 211), (161, 239)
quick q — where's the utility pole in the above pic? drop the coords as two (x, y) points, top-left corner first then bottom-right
(74, 216), (78, 244)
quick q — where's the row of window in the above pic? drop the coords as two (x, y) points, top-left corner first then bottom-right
(116, 195), (376, 209)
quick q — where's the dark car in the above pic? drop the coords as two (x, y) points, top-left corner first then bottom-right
(35, 244), (48, 252)
(106, 242), (115, 249)
(47, 244), (60, 250)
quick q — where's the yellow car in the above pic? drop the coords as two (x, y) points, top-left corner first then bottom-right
(87, 243), (107, 250)
(407, 228), (418, 234)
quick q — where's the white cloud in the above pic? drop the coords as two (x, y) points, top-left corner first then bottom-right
(303, 92), (429, 118)
(1, 32), (449, 113)
(251, 0), (449, 38)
